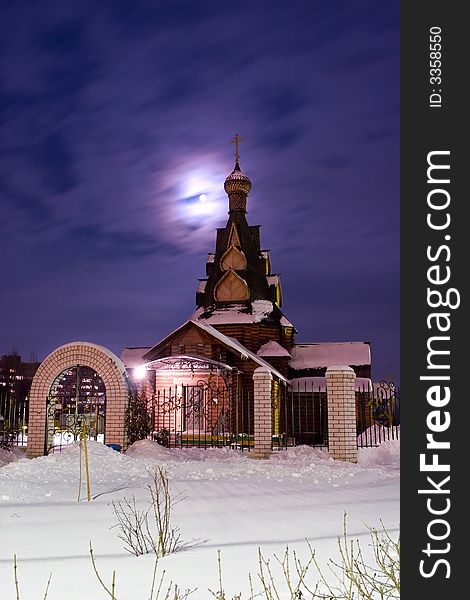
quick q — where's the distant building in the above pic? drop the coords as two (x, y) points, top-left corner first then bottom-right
(0, 354), (39, 442)
(0, 354), (40, 400)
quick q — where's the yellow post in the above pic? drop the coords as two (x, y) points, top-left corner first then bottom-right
(82, 420), (92, 502)
(77, 437), (82, 502)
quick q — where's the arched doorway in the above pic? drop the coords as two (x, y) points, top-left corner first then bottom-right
(46, 365), (107, 454)
(27, 342), (130, 458)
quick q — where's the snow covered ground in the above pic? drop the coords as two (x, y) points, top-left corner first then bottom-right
(0, 440), (399, 599)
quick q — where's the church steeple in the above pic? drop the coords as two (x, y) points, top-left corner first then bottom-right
(194, 140), (286, 319)
(191, 139), (296, 360)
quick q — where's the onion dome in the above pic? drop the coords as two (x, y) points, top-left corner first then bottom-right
(224, 162), (252, 212)
(224, 161), (252, 195)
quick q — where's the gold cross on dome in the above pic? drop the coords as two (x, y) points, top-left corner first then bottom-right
(229, 133), (244, 163)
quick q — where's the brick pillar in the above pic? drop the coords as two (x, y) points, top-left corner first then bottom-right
(326, 365), (357, 463)
(252, 367), (273, 459)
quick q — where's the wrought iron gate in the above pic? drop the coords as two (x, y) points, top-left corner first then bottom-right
(151, 381), (252, 449)
(276, 382), (328, 449)
(45, 365), (106, 454)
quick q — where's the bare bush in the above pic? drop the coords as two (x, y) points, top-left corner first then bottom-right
(90, 542), (195, 600)
(311, 516), (400, 599)
(112, 466), (186, 557)
(209, 517), (399, 599)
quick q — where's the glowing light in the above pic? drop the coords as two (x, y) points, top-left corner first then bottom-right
(134, 365), (147, 380)
(160, 159), (229, 247)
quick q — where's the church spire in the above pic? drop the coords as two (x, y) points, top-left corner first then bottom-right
(224, 134), (252, 213)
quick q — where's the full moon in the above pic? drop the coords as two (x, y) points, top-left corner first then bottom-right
(199, 193), (207, 202)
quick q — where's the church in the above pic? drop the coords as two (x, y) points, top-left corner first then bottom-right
(121, 139), (371, 447)
(22, 140), (385, 459)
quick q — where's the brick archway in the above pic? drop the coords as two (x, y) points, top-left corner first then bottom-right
(27, 342), (131, 457)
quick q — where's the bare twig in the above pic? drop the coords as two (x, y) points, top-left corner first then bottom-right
(43, 572), (53, 600)
(13, 554), (20, 600)
(89, 541), (118, 600)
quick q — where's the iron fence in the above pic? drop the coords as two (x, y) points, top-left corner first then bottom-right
(0, 386), (28, 448)
(275, 382), (328, 450)
(150, 381), (254, 451)
(356, 381), (400, 447)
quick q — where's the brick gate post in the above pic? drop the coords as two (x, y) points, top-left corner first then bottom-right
(252, 367), (273, 459)
(326, 365), (357, 463)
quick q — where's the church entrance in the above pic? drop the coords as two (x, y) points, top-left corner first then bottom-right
(183, 384), (206, 433)
(152, 380), (237, 448)
(45, 365), (106, 454)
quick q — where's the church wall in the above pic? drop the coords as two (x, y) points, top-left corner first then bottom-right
(281, 326), (295, 352)
(212, 323), (283, 354)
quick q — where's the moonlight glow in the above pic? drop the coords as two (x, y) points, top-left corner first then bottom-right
(172, 162), (228, 223)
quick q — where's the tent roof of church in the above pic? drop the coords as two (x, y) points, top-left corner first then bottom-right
(289, 342), (371, 370)
(143, 319), (287, 382)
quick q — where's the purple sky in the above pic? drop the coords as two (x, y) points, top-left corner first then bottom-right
(0, 0), (399, 381)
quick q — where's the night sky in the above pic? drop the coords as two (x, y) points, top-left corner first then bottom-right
(0, 1), (399, 382)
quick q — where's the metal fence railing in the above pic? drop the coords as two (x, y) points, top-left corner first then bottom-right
(0, 387), (29, 449)
(356, 381), (400, 448)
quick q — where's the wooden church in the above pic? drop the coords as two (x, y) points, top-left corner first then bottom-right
(122, 140), (371, 446)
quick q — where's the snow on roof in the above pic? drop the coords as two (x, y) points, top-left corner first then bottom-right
(197, 280), (207, 293)
(280, 315), (294, 327)
(191, 300), (274, 325)
(257, 340), (292, 358)
(267, 275), (280, 286)
(121, 347), (151, 368)
(192, 300), (294, 327)
(289, 342), (370, 370)
(207, 253), (215, 263)
(289, 377), (372, 392)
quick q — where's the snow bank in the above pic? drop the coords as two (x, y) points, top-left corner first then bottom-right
(270, 444), (333, 463)
(358, 440), (400, 469)
(0, 441), (149, 503)
(0, 446), (25, 468)
(125, 438), (172, 459)
(0, 439), (399, 504)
